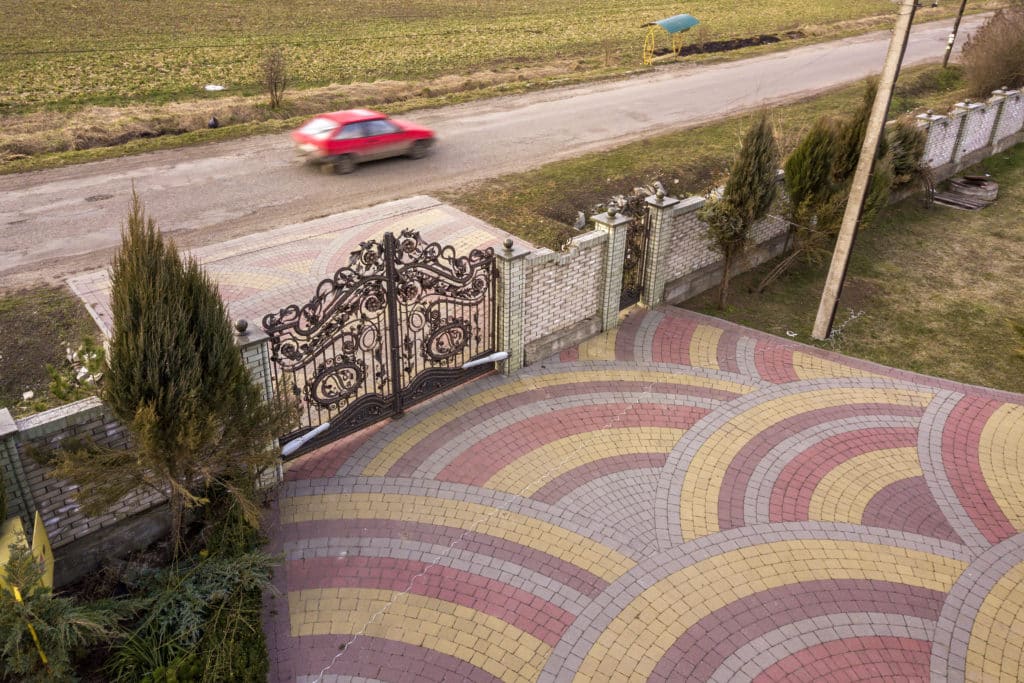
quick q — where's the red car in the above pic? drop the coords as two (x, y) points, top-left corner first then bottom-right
(291, 109), (435, 174)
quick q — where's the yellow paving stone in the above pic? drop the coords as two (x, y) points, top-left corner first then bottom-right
(214, 270), (293, 289)
(577, 329), (619, 360)
(679, 387), (935, 539)
(967, 561), (1024, 681)
(978, 403), (1024, 530)
(281, 493), (635, 582)
(807, 448), (923, 523)
(791, 351), (883, 380)
(361, 369), (757, 476)
(275, 258), (320, 275)
(391, 207), (448, 231)
(483, 427), (685, 495)
(573, 539), (966, 682)
(689, 324), (723, 371)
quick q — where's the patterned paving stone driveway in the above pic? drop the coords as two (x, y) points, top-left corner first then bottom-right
(264, 306), (1024, 682)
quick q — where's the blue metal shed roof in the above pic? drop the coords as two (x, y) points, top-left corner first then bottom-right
(653, 14), (699, 34)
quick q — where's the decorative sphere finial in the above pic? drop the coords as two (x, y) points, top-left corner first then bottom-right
(235, 319), (249, 335)
(503, 237), (514, 251)
(607, 206), (618, 218)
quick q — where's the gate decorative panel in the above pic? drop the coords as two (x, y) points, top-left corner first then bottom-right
(619, 209), (650, 310)
(263, 230), (496, 458)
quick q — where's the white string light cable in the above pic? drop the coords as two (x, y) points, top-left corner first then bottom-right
(312, 355), (661, 682)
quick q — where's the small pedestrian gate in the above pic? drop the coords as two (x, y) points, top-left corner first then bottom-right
(262, 230), (497, 458)
(620, 209), (651, 310)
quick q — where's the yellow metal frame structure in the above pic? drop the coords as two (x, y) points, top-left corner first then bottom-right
(642, 25), (687, 65)
(643, 26), (657, 65)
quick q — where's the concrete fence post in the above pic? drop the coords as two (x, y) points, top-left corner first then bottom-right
(592, 210), (632, 331)
(987, 91), (1009, 147)
(0, 409), (34, 526)
(990, 88), (1022, 150)
(640, 193), (680, 308)
(494, 238), (530, 375)
(950, 101), (981, 164)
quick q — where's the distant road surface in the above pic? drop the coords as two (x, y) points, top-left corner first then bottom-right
(0, 14), (988, 289)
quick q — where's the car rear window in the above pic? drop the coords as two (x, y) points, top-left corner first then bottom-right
(298, 117), (338, 139)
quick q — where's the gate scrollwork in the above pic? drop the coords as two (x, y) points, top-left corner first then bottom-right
(262, 230), (496, 458)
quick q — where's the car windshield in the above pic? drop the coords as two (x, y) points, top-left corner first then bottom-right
(298, 117), (338, 139)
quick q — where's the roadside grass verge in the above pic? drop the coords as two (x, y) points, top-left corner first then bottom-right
(684, 143), (1024, 394)
(443, 64), (969, 251)
(0, 286), (101, 415)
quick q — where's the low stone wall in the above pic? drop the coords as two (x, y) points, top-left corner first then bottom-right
(0, 400), (168, 586)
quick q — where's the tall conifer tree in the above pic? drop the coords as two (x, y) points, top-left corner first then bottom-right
(54, 193), (296, 558)
(700, 109), (779, 309)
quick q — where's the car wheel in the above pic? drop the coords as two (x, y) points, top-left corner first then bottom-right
(408, 140), (431, 160)
(333, 155), (356, 174)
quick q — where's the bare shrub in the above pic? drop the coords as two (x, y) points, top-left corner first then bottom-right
(261, 47), (288, 109)
(960, 8), (1024, 98)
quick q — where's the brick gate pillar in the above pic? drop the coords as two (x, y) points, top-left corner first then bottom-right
(592, 209), (632, 331)
(233, 320), (281, 484)
(494, 238), (530, 375)
(640, 191), (680, 308)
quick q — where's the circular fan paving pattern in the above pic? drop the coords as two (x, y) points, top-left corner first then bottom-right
(265, 307), (1024, 682)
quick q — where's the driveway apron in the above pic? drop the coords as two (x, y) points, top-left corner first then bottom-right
(265, 306), (1024, 682)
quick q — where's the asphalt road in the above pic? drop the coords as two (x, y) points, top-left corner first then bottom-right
(0, 14), (988, 289)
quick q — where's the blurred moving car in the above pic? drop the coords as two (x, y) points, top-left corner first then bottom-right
(291, 109), (435, 174)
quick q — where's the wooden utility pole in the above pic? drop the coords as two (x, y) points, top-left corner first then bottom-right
(943, 0), (969, 68)
(811, 0), (918, 340)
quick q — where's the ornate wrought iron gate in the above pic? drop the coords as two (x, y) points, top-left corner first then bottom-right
(619, 210), (651, 310)
(263, 230), (496, 458)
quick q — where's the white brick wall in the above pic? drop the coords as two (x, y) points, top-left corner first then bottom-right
(920, 89), (1024, 169)
(994, 92), (1024, 145)
(920, 113), (961, 167)
(955, 102), (998, 161)
(523, 231), (607, 344)
(660, 196), (787, 286)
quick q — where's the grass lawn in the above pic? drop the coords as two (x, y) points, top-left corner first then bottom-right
(684, 143), (1024, 394)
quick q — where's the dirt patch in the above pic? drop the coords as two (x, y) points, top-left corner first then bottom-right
(0, 285), (101, 415)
